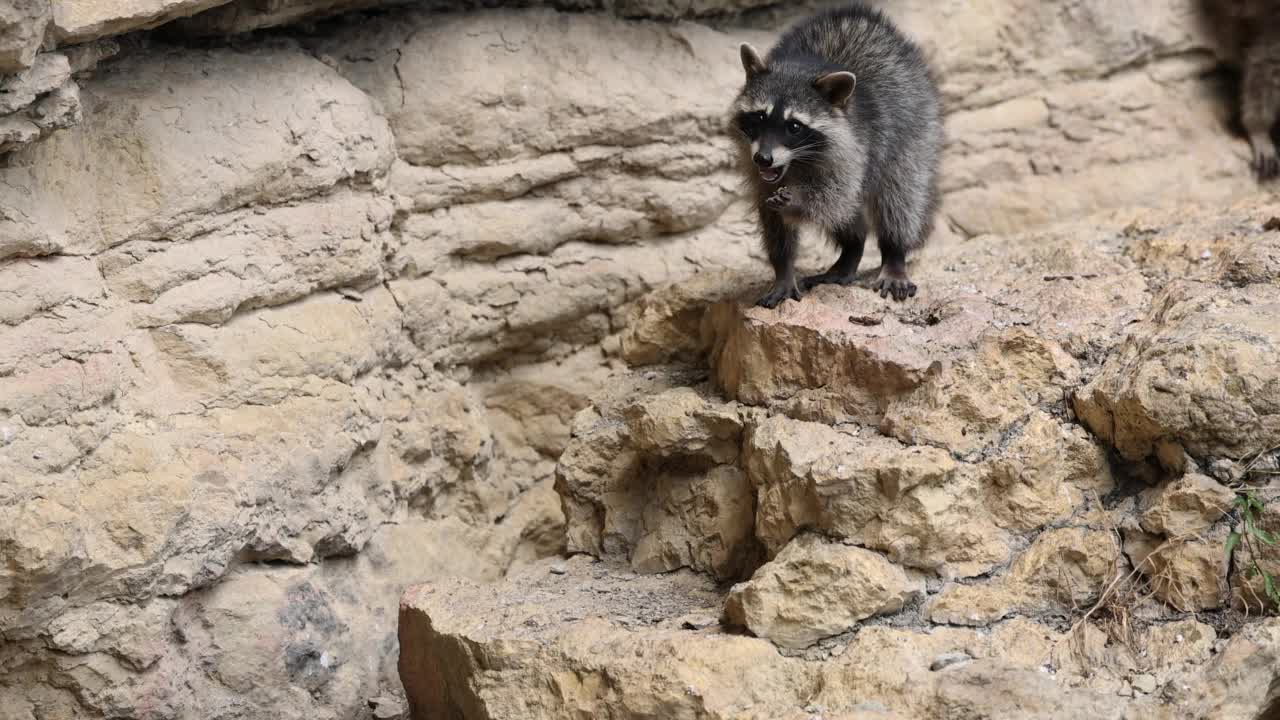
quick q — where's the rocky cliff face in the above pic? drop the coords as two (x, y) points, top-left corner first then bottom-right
(2, 0), (1277, 719)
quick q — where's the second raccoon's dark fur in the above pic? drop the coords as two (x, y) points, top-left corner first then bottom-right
(1201, 0), (1280, 179)
(731, 4), (943, 307)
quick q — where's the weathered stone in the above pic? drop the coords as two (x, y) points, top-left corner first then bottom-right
(724, 534), (924, 649)
(1131, 673), (1158, 694)
(1139, 474), (1234, 538)
(5, 1), (1280, 718)
(1218, 227), (1280, 286)
(745, 415), (1009, 578)
(705, 289), (991, 424)
(1126, 529), (1229, 612)
(980, 412), (1114, 532)
(557, 378), (760, 580)
(1075, 280), (1280, 466)
(50, 0), (230, 44)
(1141, 620), (1216, 672)
(398, 559), (1280, 720)
(929, 528), (1121, 626)
(173, 0), (782, 37)
(0, 0), (50, 74)
(0, 52), (69, 115)
(620, 268), (761, 366)
(0, 46), (395, 257)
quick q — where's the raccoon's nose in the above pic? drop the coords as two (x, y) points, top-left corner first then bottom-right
(753, 151), (773, 168)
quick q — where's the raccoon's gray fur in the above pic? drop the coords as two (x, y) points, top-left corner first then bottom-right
(1201, 0), (1280, 179)
(730, 3), (943, 307)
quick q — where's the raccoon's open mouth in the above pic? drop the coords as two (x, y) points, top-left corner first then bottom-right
(759, 165), (787, 184)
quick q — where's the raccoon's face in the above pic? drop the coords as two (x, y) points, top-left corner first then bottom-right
(732, 43), (856, 186)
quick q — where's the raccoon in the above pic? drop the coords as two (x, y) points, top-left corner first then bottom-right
(1201, 0), (1280, 179)
(730, 3), (943, 307)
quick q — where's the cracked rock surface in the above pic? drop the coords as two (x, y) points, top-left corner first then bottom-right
(3, 0), (1280, 718)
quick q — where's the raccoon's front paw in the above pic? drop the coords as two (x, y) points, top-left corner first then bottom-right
(755, 283), (801, 308)
(873, 270), (917, 302)
(765, 186), (794, 211)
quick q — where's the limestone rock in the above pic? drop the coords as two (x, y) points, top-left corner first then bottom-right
(1139, 474), (1234, 538)
(173, 0), (782, 36)
(881, 330), (1082, 458)
(704, 216), (1148, 427)
(1218, 226), (1280, 286)
(1, 46), (395, 257)
(0, 51), (68, 116)
(745, 415), (1009, 578)
(620, 269), (762, 366)
(724, 534), (923, 649)
(321, 8), (761, 366)
(1127, 529), (1229, 612)
(0, 52), (81, 155)
(1162, 619), (1280, 720)
(398, 559), (1280, 720)
(0, 0), (49, 74)
(556, 377), (761, 580)
(5, 1), (1280, 718)
(705, 289), (989, 424)
(929, 528), (1120, 626)
(1074, 280), (1280, 466)
(50, 0), (230, 45)
(980, 412), (1114, 532)
(1140, 620), (1217, 672)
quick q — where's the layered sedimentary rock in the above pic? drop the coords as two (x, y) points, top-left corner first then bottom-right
(3, 0), (1279, 718)
(414, 196), (1280, 719)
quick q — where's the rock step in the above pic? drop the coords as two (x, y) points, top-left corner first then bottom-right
(398, 556), (1280, 720)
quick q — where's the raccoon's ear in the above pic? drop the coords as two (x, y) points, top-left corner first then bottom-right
(739, 43), (767, 79)
(814, 71), (857, 108)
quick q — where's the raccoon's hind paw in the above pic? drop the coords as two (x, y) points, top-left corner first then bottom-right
(1248, 130), (1280, 180)
(873, 273), (917, 302)
(755, 283), (801, 309)
(1254, 148), (1280, 181)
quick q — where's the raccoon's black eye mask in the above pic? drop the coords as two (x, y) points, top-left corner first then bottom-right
(736, 111), (766, 137)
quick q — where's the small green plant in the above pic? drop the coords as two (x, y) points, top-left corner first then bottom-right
(1226, 490), (1280, 611)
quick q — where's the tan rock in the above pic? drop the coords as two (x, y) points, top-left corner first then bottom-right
(705, 288), (993, 424)
(1139, 474), (1234, 538)
(930, 528), (1120, 626)
(0, 0), (49, 73)
(981, 412), (1114, 532)
(620, 269), (762, 366)
(1074, 280), (1280, 465)
(883, 331), (1081, 458)
(398, 559), (1280, 720)
(745, 415), (1009, 577)
(1, 46), (395, 257)
(724, 534), (923, 648)
(99, 190), (393, 327)
(6, 1), (1280, 719)
(1218, 228), (1280, 287)
(50, 0), (231, 44)
(173, 0), (781, 37)
(1127, 530), (1229, 612)
(1140, 620), (1217, 672)
(557, 379), (760, 580)
(1161, 619), (1280, 720)
(0, 53), (81, 155)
